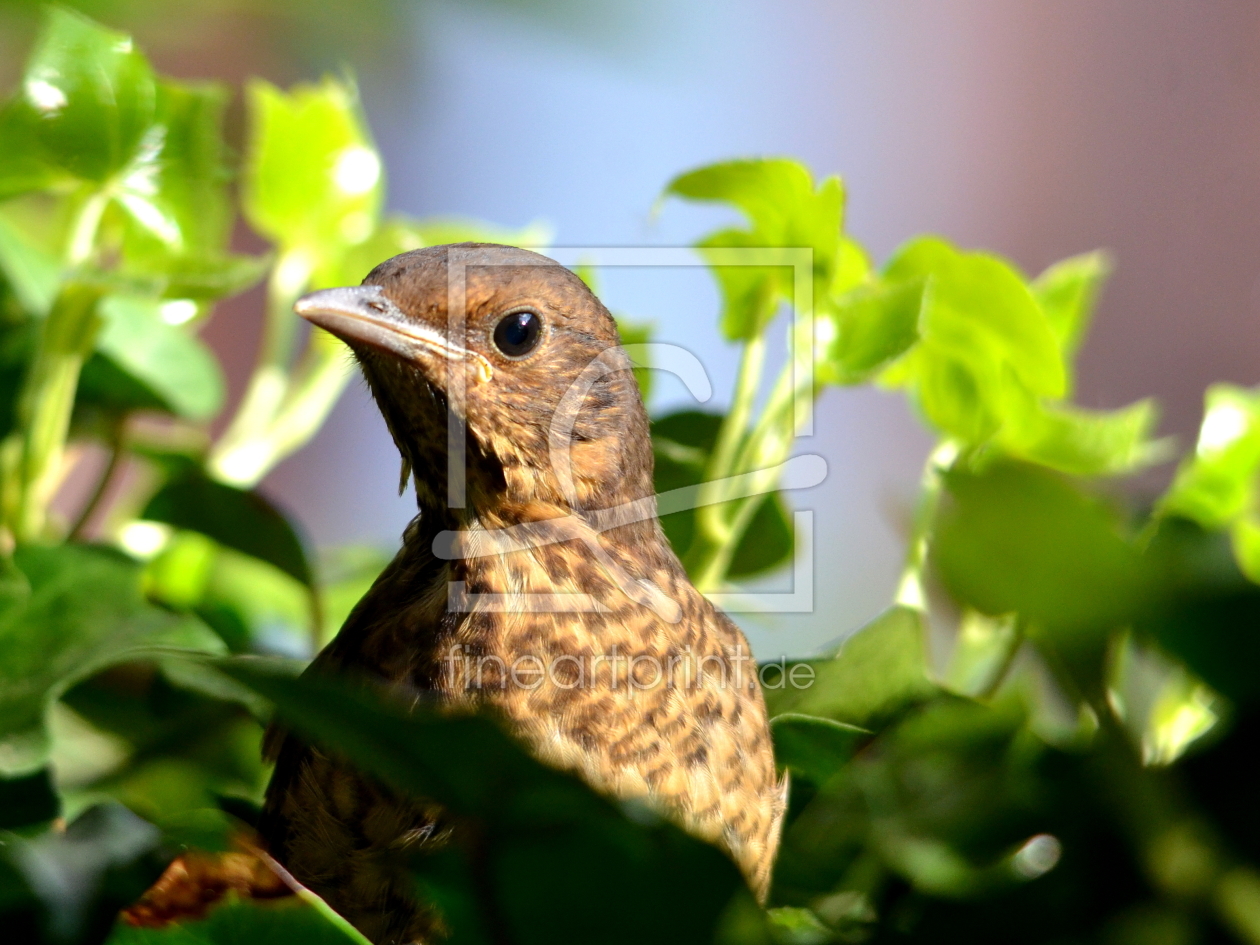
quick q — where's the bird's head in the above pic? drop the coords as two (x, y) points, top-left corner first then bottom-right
(295, 243), (653, 517)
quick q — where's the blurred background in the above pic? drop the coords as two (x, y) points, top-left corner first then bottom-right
(3, 0), (1258, 659)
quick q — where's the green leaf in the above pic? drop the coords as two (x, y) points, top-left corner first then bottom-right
(694, 227), (788, 340)
(216, 658), (756, 945)
(651, 410), (794, 578)
(140, 81), (231, 254)
(890, 238), (1064, 396)
(116, 79), (244, 290)
(0, 207), (61, 316)
(881, 238), (1066, 446)
(243, 77), (382, 259)
(0, 545), (224, 776)
(770, 713), (868, 786)
(832, 234), (873, 296)
(1001, 398), (1162, 476)
(818, 277), (923, 385)
(1161, 384), (1260, 528)
(932, 461), (1147, 635)
(727, 492), (795, 580)
(652, 410), (719, 562)
(762, 606), (937, 728)
(941, 610), (1021, 699)
(0, 767), (59, 829)
(76, 351), (167, 418)
(1230, 517), (1260, 584)
(1032, 250), (1111, 363)
(88, 295), (225, 420)
(1139, 519), (1260, 706)
(158, 254), (270, 302)
(143, 472), (314, 588)
(57, 656), (269, 820)
(667, 158), (842, 262)
(6, 803), (163, 943)
(0, 100), (65, 199)
(8, 8), (157, 184)
(667, 158), (844, 340)
(194, 547), (314, 657)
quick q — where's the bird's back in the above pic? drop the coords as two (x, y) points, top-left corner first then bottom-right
(262, 512), (784, 942)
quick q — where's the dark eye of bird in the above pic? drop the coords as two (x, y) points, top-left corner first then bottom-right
(492, 309), (543, 358)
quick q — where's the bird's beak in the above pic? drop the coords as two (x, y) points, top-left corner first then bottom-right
(294, 285), (469, 364)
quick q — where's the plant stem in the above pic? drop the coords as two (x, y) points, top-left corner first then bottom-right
(893, 439), (960, 611)
(691, 312), (822, 593)
(2, 191), (110, 544)
(264, 327), (355, 467)
(687, 336), (765, 588)
(710, 335), (767, 487)
(68, 418), (127, 540)
(208, 249), (313, 486)
(65, 191), (109, 268)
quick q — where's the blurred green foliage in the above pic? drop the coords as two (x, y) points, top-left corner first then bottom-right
(1, 8), (1259, 945)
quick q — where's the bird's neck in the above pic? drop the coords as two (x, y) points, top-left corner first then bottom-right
(404, 474), (683, 620)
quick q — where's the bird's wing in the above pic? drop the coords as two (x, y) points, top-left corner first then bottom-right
(259, 529), (446, 847)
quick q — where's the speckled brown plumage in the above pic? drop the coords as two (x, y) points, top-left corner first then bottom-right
(261, 244), (785, 944)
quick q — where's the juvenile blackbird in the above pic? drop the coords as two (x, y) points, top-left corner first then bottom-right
(261, 244), (785, 944)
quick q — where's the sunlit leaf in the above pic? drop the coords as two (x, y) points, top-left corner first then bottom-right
(881, 238), (1066, 446)
(667, 158), (843, 340)
(818, 277), (923, 385)
(693, 227), (786, 340)
(1106, 632), (1219, 766)
(243, 77), (382, 260)
(1001, 398), (1162, 476)
(831, 235), (872, 297)
(117, 79), (243, 291)
(0, 100), (65, 199)
(1032, 250), (1111, 365)
(667, 158), (842, 264)
(1161, 384), (1260, 528)
(8, 8), (157, 184)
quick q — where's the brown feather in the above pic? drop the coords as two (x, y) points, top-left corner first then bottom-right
(261, 245), (784, 944)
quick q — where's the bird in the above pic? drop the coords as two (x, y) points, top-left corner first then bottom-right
(259, 243), (786, 944)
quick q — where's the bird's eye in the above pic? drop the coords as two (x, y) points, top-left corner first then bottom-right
(492, 310), (543, 358)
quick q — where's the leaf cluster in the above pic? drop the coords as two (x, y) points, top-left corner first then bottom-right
(3, 9), (1260, 945)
